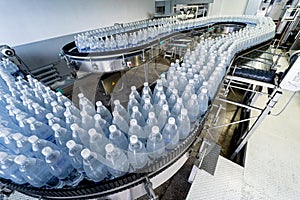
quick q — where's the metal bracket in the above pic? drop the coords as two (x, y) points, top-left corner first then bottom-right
(144, 177), (158, 200)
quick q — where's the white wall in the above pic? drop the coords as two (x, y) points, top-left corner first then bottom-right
(0, 0), (155, 47)
(208, 0), (249, 16)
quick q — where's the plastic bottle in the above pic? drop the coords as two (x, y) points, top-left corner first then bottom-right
(153, 79), (163, 100)
(27, 117), (54, 142)
(153, 84), (165, 105)
(171, 98), (184, 118)
(46, 113), (66, 128)
(14, 155), (60, 188)
(50, 101), (65, 119)
(157, 104), (170, 130)
(66, 140), (84, 172)
(12, 133), (34, 157)
(181, 84), (194, 108)
(198, 88), (209, 116)
(127, 94), (141, 116)
(52, 123), (72, 151)
(162, 117), (179, 150)
(154, 94), (168, 117)
(141, 98), (154, 120)
(81, 99), (96, 116)
(167, 89), (178, 111)
(186, 94), (200, 123)
(108, 125), (128, 151)
(32, 103), (48, 123)
(81, 148), (108, 182)
(127, 135), (148, 170)
(146, 126), (165, 159)
(142, 82), (152, 99)
(64, 111), (81, 129)
(130, 106), (145, 127)
(113, 100), (130, 124)
(64, 101), (81, 119)
(42, 147), (83, 186)
(112, 110), (129, 134)
(128, 119), (146, 143)
(144, 111), (159, 136)
(42, 93), (55, 111)
(0, 152), (26, 184)
(96, 101), (112, 123)
(56, 92), (72, 107)
(105, 143), (130, 178)
(70, 123), (90, 147)
(88, 128), (109, 156)
(28, 135), (59, 159)
(78, 93), (94, 111)
(80, 110), (95, 131)
(129, 86), (141, 103)
(176, 108), (191, 139)
(94, 114), (110, 137)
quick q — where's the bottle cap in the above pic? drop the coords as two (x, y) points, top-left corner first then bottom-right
(14, 155), (27, 165)
(12, 133), (23, 141)
(144, 82), (149, 87)
(64, 111), (71, 118)
(66, 140), (76, 149)
(81, 148), (91, 159)
(112, 110), (119, 116)
(88, 128), (97, 137)
(28, 135), (39, 144)
(160, 94), (166, 100)
(131, 86), (136, 91)
(181, 108), (188, 115)
(78, 93), (84, 98)
(41, 146), (53, 157)
(32, 103), (39, 109)
(201, 88), (208, 94)
(172, 89), (178, 95)
(105, 143), (115, 153)
(96, 101), (102, 107)
(56, 92), (62, 97)
(148, 112), (155, 118)
(151, 126), (159, 134)
(156, 79), (162, 85)
(109, 125), (117, 132)
(114, 100), (120, 105)
(129, 94), (135, 99)
(130, 135), (138, 144)
(191, 94), (197, 100)
(162, 104), (169, 111)
(50, 101), (58, 107)
(94, 114), (101, 121)
(132, 106), (138, 112)
(26, 117), (35, 124)
(64, 101), (71, 107)
(130, 119), (137, 126)
(168, 117), (175, 124)
(45, 113), (54, 120)
(144, 98), (151, 104)
(203, 81), (208, 86)
(80, 110), (88, 116)
(51, 123), (61, 131)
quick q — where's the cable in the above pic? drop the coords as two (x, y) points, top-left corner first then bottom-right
(270, 91), (297, 116)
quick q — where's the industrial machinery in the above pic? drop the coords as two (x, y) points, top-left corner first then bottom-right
(1, 13), (300, 200)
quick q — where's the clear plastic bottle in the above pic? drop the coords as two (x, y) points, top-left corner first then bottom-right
(56, 92), (72, 107)
(198, 88), (209, 116)
(128, 119), (146, 143)
(146, 126), (165, 159)
(0, 152), (26, 184)
(27, 117), (55, 142)
(129, 86), (141, 103)
(78, 93), (94, 111)
(162, 117), (179, 150)
(157, 104), (170, 130)
(186, 94), (199, 123)
(66, 140), (84, 172)
(141, 98), (154, 120)
(32, 102), (49, 123)
(96, 101), (112, 124)
(176, 108), (191, 139)
(112, 110), (129, 134)
(46, 113), (67, 128)
(154, 94), (168, 117)
(144, 112), (159, 136)
(70, 123), (90, 147)
(153, 84), (165, 105)
(28, 135), (59, 159)
(94, 114), (110, 137)
(113, 100), (130, 124)
(64, 111), (81, 129)
(108, 125), (128, 151)
(12, 133), (34, 157)
(127, 135), (148, 170)
(181, 84), (194, 108)
(81, 99), (96, 116)
(127, 94), (141, 116)
(142, 82), (152, 98)
(88, 128), (109, 156)
(105, 143), (130, 178)
(50, 101), (65, 119)
(81, 148), (108, 182)
(52, 123), (72, 151)
(14, 155), (60, 188)
(130, 106), (145, 127)
(167, 89), (178, 111)
(80, 110), (95, 131)
(42, 147), (83, 186)
(64, 101), (81, 119)
(153, 79), (163, 100)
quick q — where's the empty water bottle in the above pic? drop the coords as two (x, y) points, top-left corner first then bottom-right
(70, 123), (90, 147)
(154, 94), (168, 117)
(81, 148), (108, 182)
(142, 82), (152, 98)
(114, 100), (130, 123)
(66, 140), (84, 172)
(105, 143), (130, 178)
(127, 94), (140, 116)
(96, 101), (112, 123)
(88, 128), (109, 156)
(146, 126), (165, 159)
(153, 84), (165, 105)
(108, 125), (128, 151)
(198, 88), (209, 116)
(141, 98), (154, 119)
(162, 117), (179, 150)
(112, 111), (129, 134)
(186, 94), (199, 123)
(127, 135), (148, 170)
(94, 114), (110, 137)
(129, 86), (141, 103)
(78, 93), (94, 111)
(14, 155), (60, 188)
(80, 110), (95, 131)
(81, 99), (96, 116)
(42, 147), (83, 186)
(130, 106), (145, 127)
(157, 104), (170, 130)
(176, 109), (191, 139)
